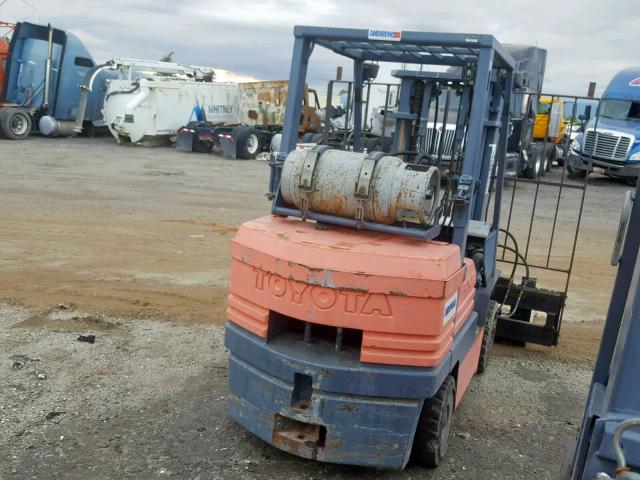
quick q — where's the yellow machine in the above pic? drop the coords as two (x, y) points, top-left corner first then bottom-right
(534, 97), (566, 143)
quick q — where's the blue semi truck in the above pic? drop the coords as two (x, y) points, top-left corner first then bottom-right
(568, 68), (640, 182)
(0, 21), (111, 139)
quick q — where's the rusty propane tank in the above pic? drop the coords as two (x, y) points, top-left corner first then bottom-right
(280, 149), (440, 225)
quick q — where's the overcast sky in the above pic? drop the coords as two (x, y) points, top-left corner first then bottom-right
(2, 0), (638, 96)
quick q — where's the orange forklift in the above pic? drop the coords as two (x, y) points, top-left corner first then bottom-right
(224, 26), (515, 469)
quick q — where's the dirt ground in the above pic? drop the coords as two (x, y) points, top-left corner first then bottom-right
(0, 136), (631, 479)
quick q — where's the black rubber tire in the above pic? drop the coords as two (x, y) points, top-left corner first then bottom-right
(556, 157), (565, 167)
(381, 136), (393, 153)
(412, 375), (456, 468)
(539, 146), (550, 177)
(567, 164), (587, 180)
(524, 148), (542, 179)
(311, 133), (324, 144)
(365, 136), (379, 152)
(193, 139), (213, 154)
(300, 132), (314, 143)
(0, 108), (32, 140)
(234, 127), (261, 159)
(83, 122), (96, 138)
(0, 110), (6, 139)
(477, 300), (499, 374)
(545, 146), (553, 173)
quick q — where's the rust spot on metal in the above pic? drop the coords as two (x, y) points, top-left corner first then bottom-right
(272, 414), (326, 459)
(340, 285), (369, 293)
(310, 194), (350, 220)
(338, 404), (359, 413)
(307, 266), (326, 273)
(389, 290), (409, 296)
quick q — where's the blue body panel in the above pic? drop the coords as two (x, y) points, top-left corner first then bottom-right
(602, 68), (640, 102)
(3, 22), (110, 125)
(225, 311), (479, 469)
(569, 180), (640, 478)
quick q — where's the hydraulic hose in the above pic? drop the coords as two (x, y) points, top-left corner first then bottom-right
(498, 228), (531, 318)
(613, 418), (640, 476)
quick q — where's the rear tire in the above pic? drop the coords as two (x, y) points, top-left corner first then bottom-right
(0, 108), (32, 140)
(567, 164), (587, 180)
(412, 375), (456, 468)
(381, 136), (393, 153)
(477, 300), (499, 374)
(524, 148), (542, 179)
(365, 136), (379, 152)
(234, 127), (261, 159)
(311, 133), (323, 144)
(545, 146), (553, 172)
(300, 132), (314, 143)
(193, 139), (213, 154)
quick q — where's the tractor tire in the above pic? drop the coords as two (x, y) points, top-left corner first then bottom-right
(0, 108), (32, 140)
(567, 164), (587, 180)
(234, 127), (261, 159)
(300, 132), (315, 143)
(477, 300), (499, 374)
(412, 375), (456, 468)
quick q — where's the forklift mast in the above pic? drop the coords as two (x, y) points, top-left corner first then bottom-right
(271, 27), (514, 251)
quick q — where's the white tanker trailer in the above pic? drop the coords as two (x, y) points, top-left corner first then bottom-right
(104, 77), (242, 145)
(95, 59), (323, 157)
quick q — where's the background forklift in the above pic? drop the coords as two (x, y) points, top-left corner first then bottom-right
(224, 26), (516, 469)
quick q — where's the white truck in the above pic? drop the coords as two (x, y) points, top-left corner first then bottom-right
(90, 59), (323, 157)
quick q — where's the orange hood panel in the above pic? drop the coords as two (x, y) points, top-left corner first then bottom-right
(227, 215), (477, 367)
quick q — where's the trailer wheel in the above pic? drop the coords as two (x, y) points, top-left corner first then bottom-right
(235, 127), (261, 159)
(477, 300), (499, 374)
(311, 133), (324, 144)
(567, 164), (587, 180)
(300, 132), (314, 143)
(545, 146), (554, 172)
(0, 108), (32, 140)
(412, 375), (456, 468)
(365, 137), (379, 152)
(524, 147), (542, 179)
(381, 136), (393, 153)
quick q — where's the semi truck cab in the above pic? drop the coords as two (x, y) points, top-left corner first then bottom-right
(0, 22), (111, 139)
(568, 68), (640, 181)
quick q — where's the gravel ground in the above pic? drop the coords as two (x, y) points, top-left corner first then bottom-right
(0, 136), (630, 479)
(0, 303), (592, 480)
